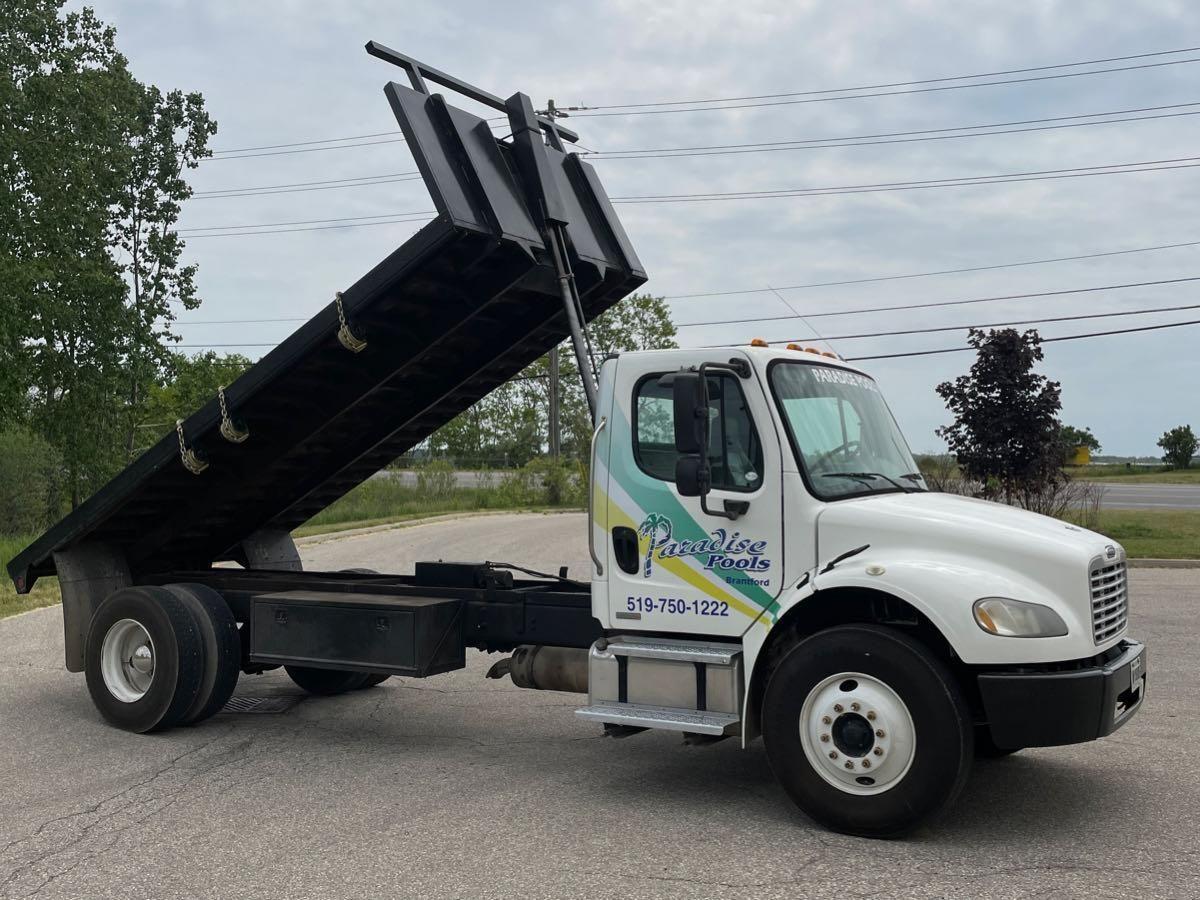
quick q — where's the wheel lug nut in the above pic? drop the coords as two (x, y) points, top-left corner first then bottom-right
(850, 701), (860, 711)
(833, 703), (844, 713)
(862, 759), (871, 769)
(829, 751), (839, 760)
(866, 711), (876, 721)
(820, 733), (830, 742)
(821, 716), (832, 725)
(875, 729), (885, 738)
(844, 761), (854, 770)
(873, 747), (883, 756)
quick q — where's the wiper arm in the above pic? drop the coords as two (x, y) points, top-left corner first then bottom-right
(900, 472), (928, 489)
(821, 471), (919, 492)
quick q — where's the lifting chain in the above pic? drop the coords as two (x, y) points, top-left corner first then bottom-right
(335, 291), (367, 353)
(175, 420), (208, 474)
(217, 386), (249, 443)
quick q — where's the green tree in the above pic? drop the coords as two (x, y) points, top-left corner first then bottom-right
(1, 1), (214, 503)
(426, 293), (677, 465)
(115, 82), (216, 454)
(0, 427), (63, 533)
(936, 328), (1064, 505)
(1157, 425), (1197, 469)
(136, 351), (253, 453)
(1, 1), (135, 502)
(1060, 424), (1101, 461)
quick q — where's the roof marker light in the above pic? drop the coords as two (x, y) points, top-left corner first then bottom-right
(750, 338), (769, 347)
(786, 343), (803, 351)
(821, 351), (839, 359)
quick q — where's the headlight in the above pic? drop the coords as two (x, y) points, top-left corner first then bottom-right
(973, 597), (1068, 638)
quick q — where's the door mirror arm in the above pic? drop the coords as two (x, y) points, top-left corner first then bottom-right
(703, 496), (749, 521)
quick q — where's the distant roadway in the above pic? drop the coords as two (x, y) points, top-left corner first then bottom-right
(381, 469), (1200, 510)
(1091, 483), (1200, 510)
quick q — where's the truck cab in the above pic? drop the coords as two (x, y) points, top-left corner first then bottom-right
(581, 342), (1146, 834)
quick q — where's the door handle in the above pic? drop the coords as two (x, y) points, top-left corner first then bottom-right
(588, 417), (607, 576)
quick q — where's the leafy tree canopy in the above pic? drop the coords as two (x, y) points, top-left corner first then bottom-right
(935, 328), (1063, 504)
(426, 294), (677, 466)
(1157, 425), (1197, 469)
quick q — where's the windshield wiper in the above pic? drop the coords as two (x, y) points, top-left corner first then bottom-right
(821, 472), (921, 493)
(900, 472), (928, 488)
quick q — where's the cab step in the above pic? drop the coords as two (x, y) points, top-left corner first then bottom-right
(577, 702), (739, 736)
(576, 635), (744, 736)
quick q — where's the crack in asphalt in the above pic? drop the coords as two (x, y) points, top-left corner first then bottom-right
(0, 727), (264, 898)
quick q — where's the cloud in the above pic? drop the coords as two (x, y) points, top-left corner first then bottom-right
(83, 0), (1200, 455)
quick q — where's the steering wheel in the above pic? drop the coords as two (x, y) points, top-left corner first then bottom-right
(810, 439), (862, 471)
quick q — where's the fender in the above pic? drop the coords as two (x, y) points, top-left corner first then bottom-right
(739, 549), (1100, 746)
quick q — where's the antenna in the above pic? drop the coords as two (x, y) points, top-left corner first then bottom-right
(766, 285), (842, 357)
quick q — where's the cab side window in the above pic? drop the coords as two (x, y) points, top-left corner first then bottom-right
(634, 374), (763, 492)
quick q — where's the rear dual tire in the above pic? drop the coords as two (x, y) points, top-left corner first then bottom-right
(84, 584), (240, 733)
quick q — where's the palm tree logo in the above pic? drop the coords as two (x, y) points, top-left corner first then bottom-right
(637, 513), (673, 578)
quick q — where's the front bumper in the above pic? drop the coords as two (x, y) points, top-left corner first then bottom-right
(977, 639), (1146, 749)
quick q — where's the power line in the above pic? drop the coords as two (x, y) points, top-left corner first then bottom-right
(206, 137), (409, 161)
(573, 56), (1200, 118)
(198, 47), (1199, 158)
(761, 302), (1200, 343)
(585, 46), (1200, 110)
(193, 171), (420, 198)
(212, 130), (403, 154)
(177, 317), (308, 325)
(845, 317), (1200, 361)
(586, 103), (1200, 161)
(183, 213), (435, 239)
(610, 155), (1200, 204)
(662, 238), (1200, 300)
(174, 318), (1200, 356)
(178, 156), (1200, 238)
(190, 175), (422, 201)
(178, 210), (435, 234)
(676, 276), (1200, 327)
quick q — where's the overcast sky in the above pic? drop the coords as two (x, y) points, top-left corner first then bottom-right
(80, 0), (1200, 456)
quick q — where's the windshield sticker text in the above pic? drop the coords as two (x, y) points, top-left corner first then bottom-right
(811, 367), (879, 392)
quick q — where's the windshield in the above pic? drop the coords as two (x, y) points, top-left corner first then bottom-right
(769, 362), (924, 499)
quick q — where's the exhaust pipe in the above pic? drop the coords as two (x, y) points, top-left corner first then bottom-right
(486, 645), (588, 694)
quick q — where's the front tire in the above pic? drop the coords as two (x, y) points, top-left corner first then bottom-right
(84, 586), (205, 733)
(762, 624), (973, 837)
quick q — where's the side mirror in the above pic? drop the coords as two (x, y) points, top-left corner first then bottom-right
(671, 372), (707, 454)
(674, 456), (710, 498)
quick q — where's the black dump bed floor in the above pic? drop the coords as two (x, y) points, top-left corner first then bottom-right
(9, 53), (645, 592)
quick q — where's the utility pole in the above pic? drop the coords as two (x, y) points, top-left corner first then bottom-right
(548, 345), (560, 459)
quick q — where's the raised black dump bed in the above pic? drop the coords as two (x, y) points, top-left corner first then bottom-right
(8, 45), (643, 676)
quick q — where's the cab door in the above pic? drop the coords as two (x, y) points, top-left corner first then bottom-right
(600, 352), (784, 638)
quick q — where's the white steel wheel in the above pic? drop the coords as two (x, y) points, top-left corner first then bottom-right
(798, 671), (916, 796)
(100, 618), (157, 703)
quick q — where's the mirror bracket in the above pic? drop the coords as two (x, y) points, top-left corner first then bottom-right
(702, 496), (749, 521)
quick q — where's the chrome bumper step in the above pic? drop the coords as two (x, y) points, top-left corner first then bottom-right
(575, 702), (739, 736)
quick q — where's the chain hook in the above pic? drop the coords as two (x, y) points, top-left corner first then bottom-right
(175, 420), (208, 474)
(335, 291), (367, 353)
(217, 386), (249, 443)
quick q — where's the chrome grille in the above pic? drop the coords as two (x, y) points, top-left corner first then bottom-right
(1089, 560), (1128, 644)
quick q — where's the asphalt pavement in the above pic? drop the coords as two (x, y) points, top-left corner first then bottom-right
(380, 469), (1200, 509)
(0, 513), (1197, 899)
(1092, 482), (1200, 510)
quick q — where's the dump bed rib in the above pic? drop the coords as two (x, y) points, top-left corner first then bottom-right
(9, 52), (645, 592)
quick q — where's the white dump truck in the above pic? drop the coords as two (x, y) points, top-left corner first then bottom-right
(8, 44), (1145, 837)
